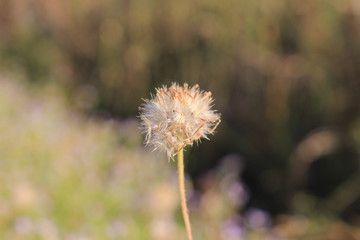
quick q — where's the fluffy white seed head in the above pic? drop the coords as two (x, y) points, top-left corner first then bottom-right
(139, 83), (221, 159)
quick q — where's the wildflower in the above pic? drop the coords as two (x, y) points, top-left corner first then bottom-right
(139, 83), (221, 240)
(139, 83), (221, 158)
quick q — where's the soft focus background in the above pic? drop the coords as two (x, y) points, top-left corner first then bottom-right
(1, 0), (360, 239)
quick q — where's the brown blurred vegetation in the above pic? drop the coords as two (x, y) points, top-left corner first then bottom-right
(1, 0), (360, 230)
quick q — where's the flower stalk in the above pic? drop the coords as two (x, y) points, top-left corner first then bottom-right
(177, 149), (193, 240)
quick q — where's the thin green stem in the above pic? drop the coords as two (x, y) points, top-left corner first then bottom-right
(177, 149), (193, 240)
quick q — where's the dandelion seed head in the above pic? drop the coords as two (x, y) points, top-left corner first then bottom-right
(139, 83), (221, 158)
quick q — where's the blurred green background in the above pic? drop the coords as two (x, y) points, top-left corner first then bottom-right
(1, 0), (360, 239)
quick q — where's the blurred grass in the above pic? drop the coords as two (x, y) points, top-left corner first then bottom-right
(0, 78), (174, 239)
(2, 0), (359, 116)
